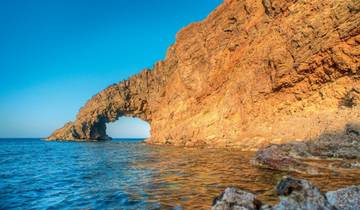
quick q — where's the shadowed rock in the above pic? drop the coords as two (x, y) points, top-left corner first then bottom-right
(49, 0), (360, 148)
(48, 70), (156, 141)
(274, 177), (333, 209)
(253, 124), (360, 173)
(212, 177), (360, 210)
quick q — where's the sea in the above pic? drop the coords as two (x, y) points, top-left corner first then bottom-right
(0, 138), (359, 209)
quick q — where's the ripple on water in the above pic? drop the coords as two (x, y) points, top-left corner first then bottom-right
(0, 138), (359, 209)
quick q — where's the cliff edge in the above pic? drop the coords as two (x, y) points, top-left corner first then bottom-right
(48, 0), (360, 149)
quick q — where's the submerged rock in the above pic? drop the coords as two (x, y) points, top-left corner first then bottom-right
(212, 177), (360, 210)
(252, 144), (318, 175)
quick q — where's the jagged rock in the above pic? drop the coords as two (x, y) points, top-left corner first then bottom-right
(212, 188), (263, 210)
(212, 177), (360, 210)
(253, 124), (360, 173)
(252, 144), (319, 174)
(49, 0), (360, 148)
(274, 177), (333, 210)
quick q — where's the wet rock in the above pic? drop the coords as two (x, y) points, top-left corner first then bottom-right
(253, 124), (360, 173)
(212, 177), (360, 210)
(253, 144), (318, 174)
(212, 188), (263, 210)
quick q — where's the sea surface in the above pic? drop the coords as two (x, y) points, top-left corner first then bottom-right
(1, 138), (359, 209)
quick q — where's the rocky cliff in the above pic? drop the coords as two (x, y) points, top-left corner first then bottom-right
(48, 0), (360, 149)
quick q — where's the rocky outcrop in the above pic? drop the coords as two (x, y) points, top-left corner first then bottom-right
(326, 185), (360, 210)
(49, 0), (360, 148)
(212, 177), (360, 210)
(253, 123), (360, 173)
(251, 143), (319, 174)
(212, 188), (264, 210)
(48, 70), (156, 140)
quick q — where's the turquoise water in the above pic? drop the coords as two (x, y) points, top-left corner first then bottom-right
(1, 138), (359, 209)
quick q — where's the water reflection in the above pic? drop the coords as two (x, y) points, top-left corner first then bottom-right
(0, 139), (359, 209)
(128, 144), (360, 209)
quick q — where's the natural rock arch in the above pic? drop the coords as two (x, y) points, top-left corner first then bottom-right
(49, 0), (360, 148)
(106, 117), (150, 138)
(48, 70), (156, 140)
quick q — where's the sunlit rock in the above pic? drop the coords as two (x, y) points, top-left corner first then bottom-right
(49, 0), (360, 149)
(212, 177), (360, 210)
(212, 188), (263, 210)
(326, 186), (360, 210)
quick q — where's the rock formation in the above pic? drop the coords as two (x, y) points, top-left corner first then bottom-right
(49, 0), (360, 149)
(253, 123), (360, 173)
(212, 176), (360, 210)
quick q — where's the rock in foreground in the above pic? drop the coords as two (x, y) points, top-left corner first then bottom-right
(212, 177), (360, 210)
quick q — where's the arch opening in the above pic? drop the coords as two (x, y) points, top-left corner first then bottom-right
(106, 117), (150, 140)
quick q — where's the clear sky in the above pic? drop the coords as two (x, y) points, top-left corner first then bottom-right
(0, 0), (222, 138)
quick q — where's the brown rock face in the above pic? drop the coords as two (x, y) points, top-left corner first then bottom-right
(48, 0), (360, 148)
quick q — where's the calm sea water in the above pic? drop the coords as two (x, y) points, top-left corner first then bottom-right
(0, 138), (359, 209)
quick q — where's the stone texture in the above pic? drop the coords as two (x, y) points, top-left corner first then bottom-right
(212, 188), (263, 210)
(252, 143), (319, 174)
(48, 0), (360, 148)
(253, 124), (360, 173)
(212, 177), (360, 210)
(274, 177), (333, 210)
(326, 186), (360, 210)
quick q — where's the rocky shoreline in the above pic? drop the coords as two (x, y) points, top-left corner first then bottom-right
(252, 123), (360, 174)
(213, 123), (360, 209)
(212, 176), (360, 210)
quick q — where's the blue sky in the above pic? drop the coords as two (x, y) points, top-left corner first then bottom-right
(0, 0), (222, 138)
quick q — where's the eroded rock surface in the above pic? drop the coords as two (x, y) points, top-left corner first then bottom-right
(212, 177), (360, 210)
(212, 188), (263, 210)
(49, 0), (360, 148)
(326, 186), (360, 209)
(253, 124), (360, 173)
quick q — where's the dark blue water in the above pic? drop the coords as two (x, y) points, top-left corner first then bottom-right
(1, 139), (359, 209)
